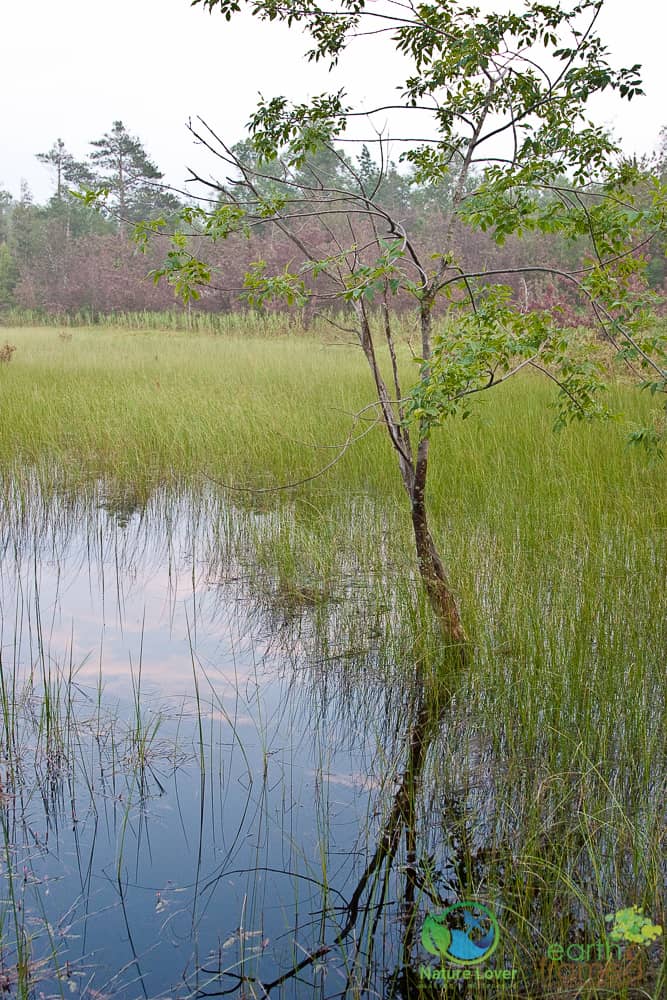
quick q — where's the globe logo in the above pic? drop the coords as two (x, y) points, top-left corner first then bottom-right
(422, 902), (499, 966)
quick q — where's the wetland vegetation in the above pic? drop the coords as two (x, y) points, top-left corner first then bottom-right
(2, 1), (667, 996)
(0, 324), (664, 998)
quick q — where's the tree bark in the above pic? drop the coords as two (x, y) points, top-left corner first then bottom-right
(402, 301), (468, 661)
(410, 495), (467, 659)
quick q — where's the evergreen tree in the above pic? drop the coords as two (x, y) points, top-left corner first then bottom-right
(357, 145), (379, 192)
(293, 144), (355, 190)
(0, 190), (18, 305)
(0, 242), (18, 305)
(37, 138), (95, 201)
(10, 182), (40, 264)
(89, 121), (180, 234)
(0, 190), (13, 245)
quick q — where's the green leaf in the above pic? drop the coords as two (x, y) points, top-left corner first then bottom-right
(421, 915), (452, 957)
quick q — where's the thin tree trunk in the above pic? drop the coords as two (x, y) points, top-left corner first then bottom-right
(409, 300), (467, 660)
(118, 156), (126, 240)
(358, 297), (467, 658)
(411, 496), (467, 656)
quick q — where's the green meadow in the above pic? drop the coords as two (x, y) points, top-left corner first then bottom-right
(0, 321), (664, 998)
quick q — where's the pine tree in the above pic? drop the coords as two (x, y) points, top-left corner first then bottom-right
(37, 139), (95, 201)
(89, 121), (179, 235)
(0, 190), (13, 245)
(10, 182), (40, 264)
(357, 145), (377, 191)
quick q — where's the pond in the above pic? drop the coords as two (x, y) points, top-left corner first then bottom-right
(0, 480), (425, 998)
(0, 477), (663, 999)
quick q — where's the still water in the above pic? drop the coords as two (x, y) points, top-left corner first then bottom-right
(0, 479), (663, 999)
(0, 482), (415, 998)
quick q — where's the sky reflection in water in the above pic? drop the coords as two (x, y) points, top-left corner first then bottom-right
(0, 487), (390, 998)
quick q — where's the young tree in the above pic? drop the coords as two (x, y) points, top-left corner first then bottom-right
(147, 0), (666, 657)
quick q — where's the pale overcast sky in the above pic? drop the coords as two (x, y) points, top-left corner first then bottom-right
(1, 0), (664, 202)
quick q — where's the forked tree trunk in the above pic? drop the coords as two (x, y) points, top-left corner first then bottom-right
(356, 299), (467, 660)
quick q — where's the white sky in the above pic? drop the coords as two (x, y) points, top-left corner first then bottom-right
(1, 0), (664, 202)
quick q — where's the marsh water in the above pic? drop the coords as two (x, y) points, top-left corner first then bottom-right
(0, 478), (663, 999)
(0, 480), (427, 998)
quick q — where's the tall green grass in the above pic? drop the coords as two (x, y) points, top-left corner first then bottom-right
(0, 307), (290, 334)
(0, 307), (415, 338)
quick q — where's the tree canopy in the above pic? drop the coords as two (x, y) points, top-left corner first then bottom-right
(150, 0), (666, 443)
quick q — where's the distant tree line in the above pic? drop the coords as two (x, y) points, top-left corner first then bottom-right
(1, 120), (666, 318)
